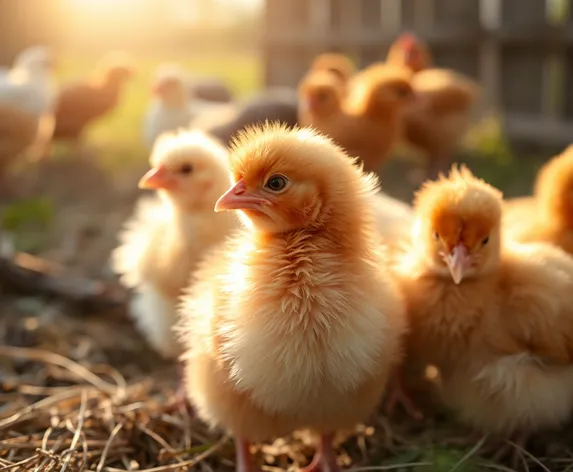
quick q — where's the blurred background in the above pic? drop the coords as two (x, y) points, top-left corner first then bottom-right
(1, 0), (571, 306)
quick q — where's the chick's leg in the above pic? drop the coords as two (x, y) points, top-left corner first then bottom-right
(384, 368), (423, 420)
(235, 438), (258, 472)
(300, 433), (339, 472)
(165, 360), (194, 416)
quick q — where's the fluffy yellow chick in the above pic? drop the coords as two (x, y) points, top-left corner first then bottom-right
(111, 129), (239, 360)
(392, 165), (573, 445)
(178, 123), (406, 472)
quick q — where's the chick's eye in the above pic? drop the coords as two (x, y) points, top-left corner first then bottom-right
(265, 174), (288, 192)
(434, 231), (439, 240)
(179, 164), (193, 175)
(482, 236), (489, 246)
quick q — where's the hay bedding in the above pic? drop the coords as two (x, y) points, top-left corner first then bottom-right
(0, 303), (397, 472)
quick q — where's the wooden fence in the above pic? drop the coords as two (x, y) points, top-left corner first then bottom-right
(262, 0), (573, 148)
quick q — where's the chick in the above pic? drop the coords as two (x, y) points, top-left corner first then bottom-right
(504, 145), (573, 255)
(392, 165), (573, 445)
(297, 69), (346, 138)
(111, 130), (239, 361)
(310, 52), (357, 84)
(387, 33), (481, 180)
(299, 64), (414, 173)
(143, 66), (194, 149)
(178, 124), (406, 472)
(386, 32), (431, 74)
(341, 63), (415, 172)
(53, 52), (134, 154)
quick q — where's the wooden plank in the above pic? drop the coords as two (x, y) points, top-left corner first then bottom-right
(264, 45), (313, 88)
(500, 46), (545, 115)
(500, 0), (547, 26)
(400, 0), (417, 28)
(504, 113), (573, 147)
(427, 1), (482, 80)
(432, 0), (480, 26)
(360, 0), (382, 30)
(431, 45), (481, 78)
(563, 46), (573, 119)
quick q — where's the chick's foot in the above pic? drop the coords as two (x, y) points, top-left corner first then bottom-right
(300, 433), (340, 472)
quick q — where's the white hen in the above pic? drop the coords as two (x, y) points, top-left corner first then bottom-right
(112, 129), (240, 358)
(0, 46), (57, 188)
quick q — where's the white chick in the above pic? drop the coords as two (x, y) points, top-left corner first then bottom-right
(143, 64), (230, 149)
(111, 129), (240, 358)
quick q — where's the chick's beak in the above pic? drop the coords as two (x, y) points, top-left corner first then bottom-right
(138, 166), (177, 190)
(444, 243), (471, 285)
(214, 179), (271, 212)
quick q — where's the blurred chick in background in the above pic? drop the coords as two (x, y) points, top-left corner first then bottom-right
(297, 69), (346, 139)
(504, 145), (573, 254)
(143, 65), (194, 149)
(143, 64), (232, 149)
(387, 33), (481, 179)
(392, 166), (573, 453)
(189, 86), (298, 146)
(310, 52), (357, 84)
(187, 75), (234, 104)
(0, 45), (57, 196)
(333, 63), (414, 173)
(179, 124), (406, 472)
(53, 52), (134, 156)
(111, 130), (239, 403)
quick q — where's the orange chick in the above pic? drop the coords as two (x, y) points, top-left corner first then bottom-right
(178, 124), (406, 472)
(387, 33), (482, 179)
(342, 63), (415, 172)
(299, 64), (414, 173)
(53, 52), (134, 152)
(310, 52), (357, 84)
(392, 165), (573, 444)
(504, 145), (573, 255)
(297, 69), (346, 137)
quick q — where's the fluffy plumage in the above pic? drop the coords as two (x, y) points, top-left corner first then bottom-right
(111, 130), (239, 358)
(504, 146), (573, 254)
(394, 165), (573, 435)
(178, 124), (406, 471)
(370, 192), (413, 247)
